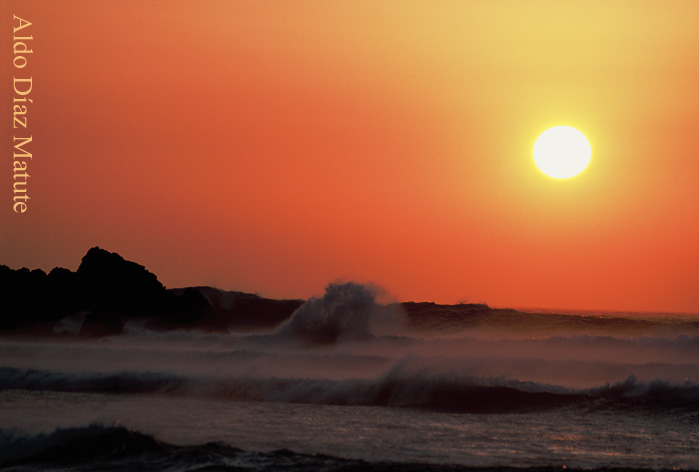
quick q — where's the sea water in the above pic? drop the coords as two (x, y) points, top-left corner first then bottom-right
(1, 388), (697, 470)
(1, 290), (698, 471)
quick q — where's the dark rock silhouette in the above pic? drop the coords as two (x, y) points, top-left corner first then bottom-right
(186, 286), (304, 332)
(76, 247), (167, 314)
(0, 266), (71, 331)
(75, 247), (170, 335)
(0, 247), (303, 337)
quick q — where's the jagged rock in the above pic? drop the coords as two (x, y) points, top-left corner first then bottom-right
(0, 247), (302, 336)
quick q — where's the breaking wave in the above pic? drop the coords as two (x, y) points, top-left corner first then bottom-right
(274, 282), (404, 345)
(2, 366), (697, 414)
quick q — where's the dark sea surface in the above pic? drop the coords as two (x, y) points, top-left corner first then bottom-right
(1, 293), (698, 471)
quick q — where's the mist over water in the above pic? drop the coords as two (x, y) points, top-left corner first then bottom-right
(2, 282), (699, 470)
(2, 282), (699, 397)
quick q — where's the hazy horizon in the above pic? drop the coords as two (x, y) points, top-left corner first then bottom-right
(4, 246), (699, 318)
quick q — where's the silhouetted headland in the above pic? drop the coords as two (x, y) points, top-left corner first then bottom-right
(0, 247), (304, 337)
(2, 247), (697, 338)
(0, 247), (508, 338)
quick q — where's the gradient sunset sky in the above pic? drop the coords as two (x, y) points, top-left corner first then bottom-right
(2, 1), (698, 313)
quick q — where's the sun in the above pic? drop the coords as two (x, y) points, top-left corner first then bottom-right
(533, 126), (591, 179)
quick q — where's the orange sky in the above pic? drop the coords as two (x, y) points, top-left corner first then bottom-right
(2, 0), (698, 313)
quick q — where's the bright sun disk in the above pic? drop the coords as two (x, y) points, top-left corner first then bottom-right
(533, 126), (591, 179)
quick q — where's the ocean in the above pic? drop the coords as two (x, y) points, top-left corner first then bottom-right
(1, 285), (698, 471)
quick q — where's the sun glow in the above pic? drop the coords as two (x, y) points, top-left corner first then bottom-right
(533, 126), (591, 179)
